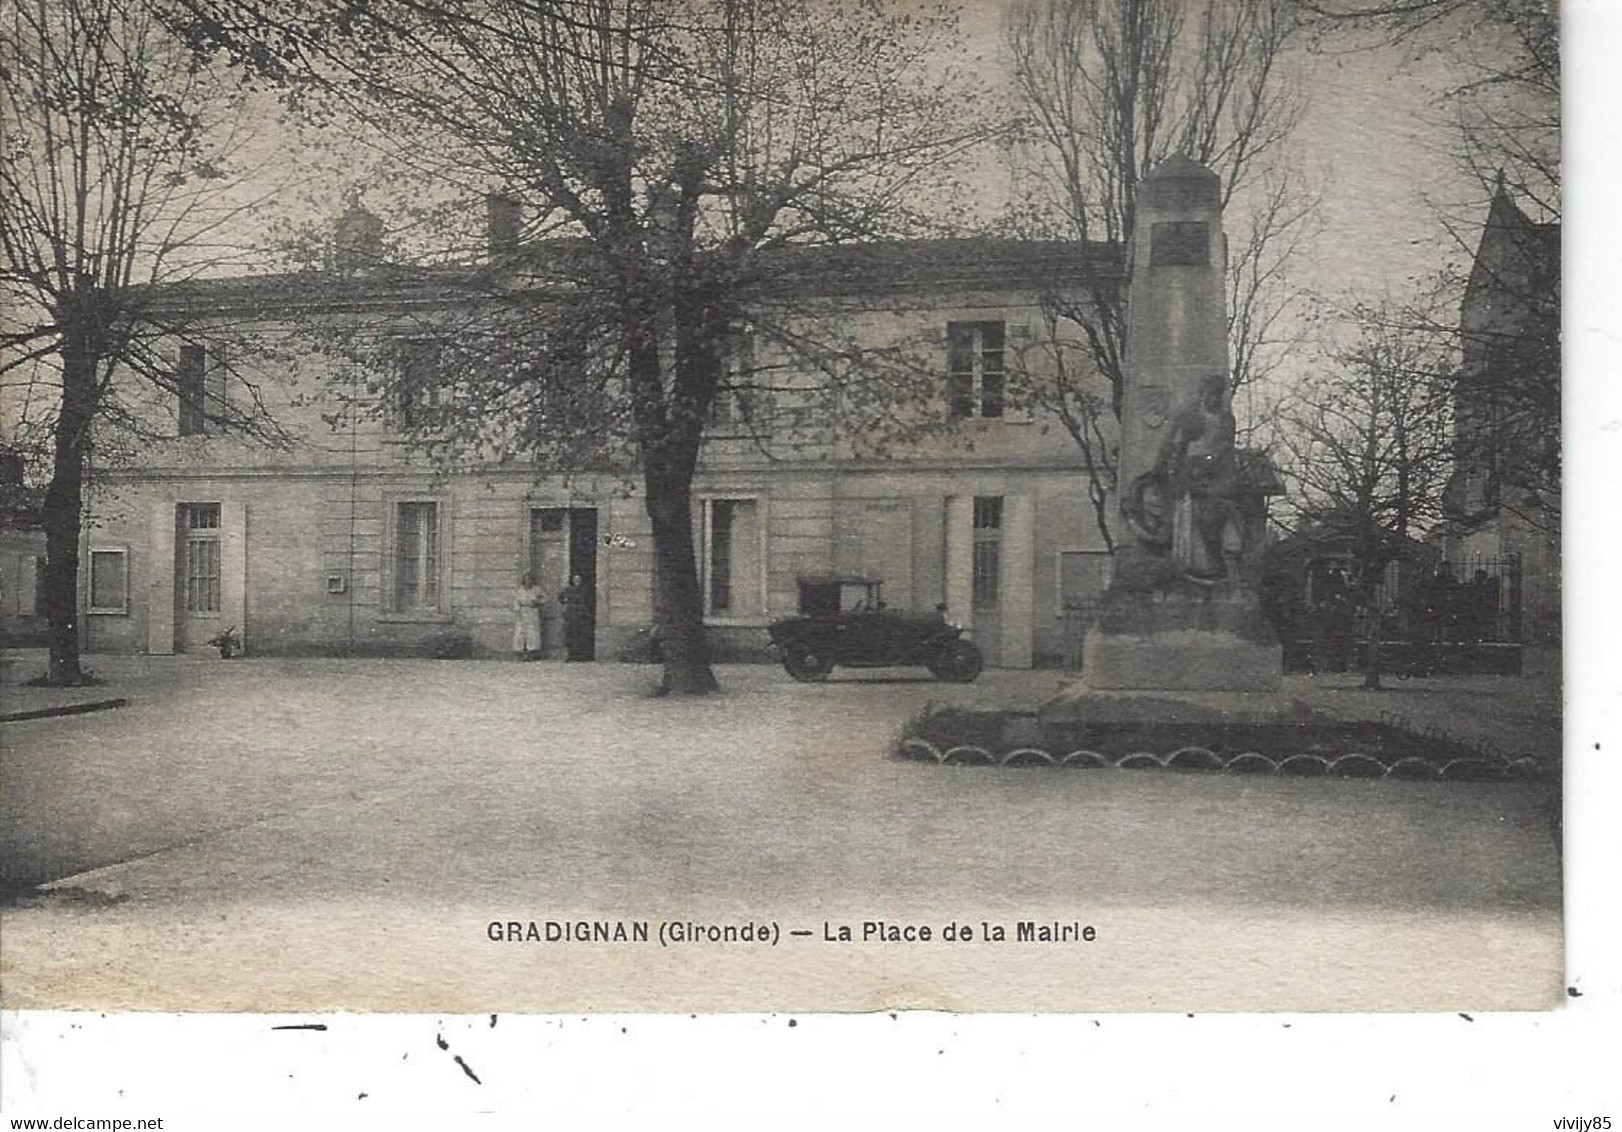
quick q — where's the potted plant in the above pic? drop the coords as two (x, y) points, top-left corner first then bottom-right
(205, 626), (241, 659)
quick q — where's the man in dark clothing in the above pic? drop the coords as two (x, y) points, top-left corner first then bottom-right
(559, 575), (592, 661)
(1424, 566), (1459, 643)
(1468, 569), (1501, 642)
(1320, 568), (1355, 672)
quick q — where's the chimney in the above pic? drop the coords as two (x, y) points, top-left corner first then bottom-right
(331, 190), (385, 274)
(487, 193), (522, 258)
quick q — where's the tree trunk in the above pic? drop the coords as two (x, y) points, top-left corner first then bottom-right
(646, 464), (719, 696)
(628, 293), (719, 696)
(41, 341), (97, 685)
(1360, 589), (1384, 691)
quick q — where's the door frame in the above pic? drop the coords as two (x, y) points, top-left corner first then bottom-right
(523, 503), (600, 659)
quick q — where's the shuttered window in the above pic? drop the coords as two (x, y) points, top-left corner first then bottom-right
(947, 322), (1006, 419)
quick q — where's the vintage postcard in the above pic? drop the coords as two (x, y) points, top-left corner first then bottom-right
(0, 0), (1582, 1063)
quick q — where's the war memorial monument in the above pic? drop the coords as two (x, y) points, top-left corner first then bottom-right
(905, 156), (1539, 782)
(1043, 154), (1283, 721)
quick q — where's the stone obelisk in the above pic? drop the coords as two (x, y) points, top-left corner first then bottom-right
(1075, 153), (1282, 693)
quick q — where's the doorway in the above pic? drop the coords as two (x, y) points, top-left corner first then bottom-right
(175, 502), (222, 653)
(528, 507), (597, 659)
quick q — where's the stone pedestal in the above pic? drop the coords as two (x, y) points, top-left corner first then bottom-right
(1036, 682), (1300, 724)
(1060, 589), (1283, 698)
(1079, 629), (1282, 693)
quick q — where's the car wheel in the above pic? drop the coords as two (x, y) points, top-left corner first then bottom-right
(783, 646), (833, 682)
(929, 640), (982, 683)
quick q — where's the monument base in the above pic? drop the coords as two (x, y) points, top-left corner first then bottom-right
(1078, 628), (1283, 693)
(1060, 588), (1283, 698)
(1035, 682), (1301, 725)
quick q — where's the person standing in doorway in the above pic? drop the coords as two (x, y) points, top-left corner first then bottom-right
(512, 573), (543, 661)
(559, 574), (590, 661)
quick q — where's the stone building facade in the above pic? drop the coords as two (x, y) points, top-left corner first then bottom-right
(73, 238), (1121, 668)
(1441, 184), (1560, 649)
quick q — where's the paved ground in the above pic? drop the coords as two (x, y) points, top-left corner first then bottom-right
(0, 652), (1563, 1013)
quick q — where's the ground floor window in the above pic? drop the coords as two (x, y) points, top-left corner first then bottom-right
(702, 497), (764, 619)
(88, 547), (130, 614)
(393, 500), (442, 612)
(1057, 549), (1112, 608)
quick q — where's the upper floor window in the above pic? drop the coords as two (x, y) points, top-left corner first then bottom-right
(393, 339), (443, 430)
(539, 329), (592, 423)
(177, 345), (224, 436)
(711, 329), (772, 435)
(947, 321), (1005, 420)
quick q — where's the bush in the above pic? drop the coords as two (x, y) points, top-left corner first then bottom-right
(615, 626), (664, 664)
(428, 631), (475, 660)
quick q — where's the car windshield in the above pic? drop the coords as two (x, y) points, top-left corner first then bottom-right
(841, 581), (882, 610)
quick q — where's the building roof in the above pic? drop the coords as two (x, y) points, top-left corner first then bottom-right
(138, 236), (1121, 318)
(1465, 182), (1559, 306)
(1236, 448), (1285, 496)
(753, 238), (1120, 297)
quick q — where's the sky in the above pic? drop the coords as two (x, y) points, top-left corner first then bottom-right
(264, 0), (1504, 294)
(962, 0), (1509, 301)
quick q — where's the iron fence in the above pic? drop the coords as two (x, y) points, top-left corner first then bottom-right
(1060, 552), (1523, 676)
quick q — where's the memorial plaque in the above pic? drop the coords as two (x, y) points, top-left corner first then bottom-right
(1149, 220), (1210, 266)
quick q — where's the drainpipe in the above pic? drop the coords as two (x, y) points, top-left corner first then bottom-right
(347, 368), (359, 656)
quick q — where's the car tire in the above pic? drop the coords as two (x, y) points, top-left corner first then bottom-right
(929, 640), (983, 683)
(783, 646), (833, 682)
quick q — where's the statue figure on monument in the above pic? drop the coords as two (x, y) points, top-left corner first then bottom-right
(1121, 373), (1246, 592)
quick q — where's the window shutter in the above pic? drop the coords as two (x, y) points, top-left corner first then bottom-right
(177, 345), (207, 435)
(207, 346), (229, 429)
(23, 555), (42, 615)
(1004, 324), (1034, 422)
(1002, 367), (1035, 423)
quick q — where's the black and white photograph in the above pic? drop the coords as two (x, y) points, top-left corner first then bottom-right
(0, 0), (1612, 1119)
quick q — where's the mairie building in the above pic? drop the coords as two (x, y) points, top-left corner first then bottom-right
(72, 214), (1124, 669)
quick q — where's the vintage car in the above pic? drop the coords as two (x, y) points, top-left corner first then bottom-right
(766, 577), (983, 683)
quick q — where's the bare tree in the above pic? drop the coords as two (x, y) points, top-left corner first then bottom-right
(1275, 300), (1455, 687)
(1296, 2), (1559, 540)
(1298, 0), (1557, 218)
(161, 0), (991, 694)
(1003, 0), (1315, 548)
(0, 0), (288, 684)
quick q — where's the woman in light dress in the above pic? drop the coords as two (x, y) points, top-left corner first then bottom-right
(512, 573), (544, 660)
